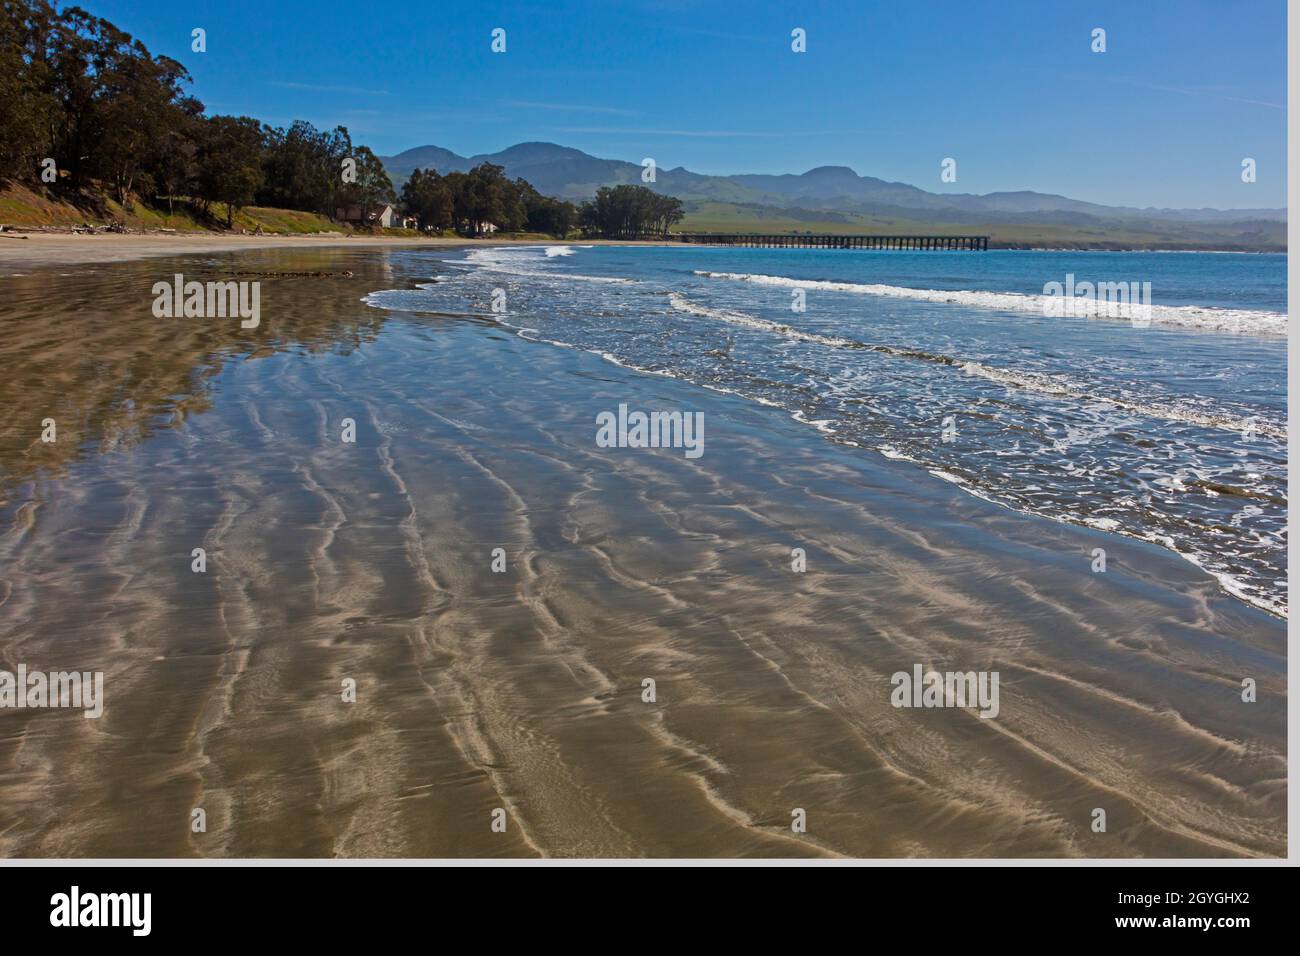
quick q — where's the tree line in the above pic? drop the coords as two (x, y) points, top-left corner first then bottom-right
(579, 185), (685, 239)
(1, 0), (685, 238)
(1, 0), (395, 226)
(400, 164), (577, 237)
(402, 171), (684, 239)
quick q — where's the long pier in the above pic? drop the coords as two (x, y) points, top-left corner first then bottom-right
(675, 233), (990, 251)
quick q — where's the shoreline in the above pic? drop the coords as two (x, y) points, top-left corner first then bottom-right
(1, 231), (1285, 272)
(0, 247), (1284, 856)
(0, 233), (521, 271)
(0, 233), (677, 271)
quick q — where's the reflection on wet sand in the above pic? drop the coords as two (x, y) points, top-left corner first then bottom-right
(0, 252), (392, 504)
(0, 250), (1285, 857)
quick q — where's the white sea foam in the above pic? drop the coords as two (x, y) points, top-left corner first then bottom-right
(956, 362), (1286, 439)
(668, 292), (857, 347)
(929, 469), (966, 484)
(465, 246), (635, 283)
(879, 446), (918, 462)
(694, 270), (1287, 336)
(791, 410), (837, 434)
(670, 292), (1284, 439)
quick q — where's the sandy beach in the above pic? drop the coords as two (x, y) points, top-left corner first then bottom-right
(0, 233), (677, 273)
(0, 232), (492, 271)
(0, 245), (1284, 858)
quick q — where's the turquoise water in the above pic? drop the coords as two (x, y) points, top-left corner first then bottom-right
(368, 246), (1287, 615)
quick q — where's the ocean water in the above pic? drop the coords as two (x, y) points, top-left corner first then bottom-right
(366, 245), (1288, 616)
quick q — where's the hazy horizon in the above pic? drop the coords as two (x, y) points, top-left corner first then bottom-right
(380, 138), (1288, 212)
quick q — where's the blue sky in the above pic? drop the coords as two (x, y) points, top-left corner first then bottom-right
(90, 0), (1286, 208)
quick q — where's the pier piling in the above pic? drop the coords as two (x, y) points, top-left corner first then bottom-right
(674, 233), (989, 250)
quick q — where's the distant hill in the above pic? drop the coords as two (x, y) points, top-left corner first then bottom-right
(383, 145), (474, 178)
(379, 141), (1286, 250)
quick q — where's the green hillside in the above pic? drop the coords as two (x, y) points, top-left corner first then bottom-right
(1, 181), (352, 235)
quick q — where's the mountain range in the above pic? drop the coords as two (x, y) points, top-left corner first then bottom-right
(380, 142), (1286, 249)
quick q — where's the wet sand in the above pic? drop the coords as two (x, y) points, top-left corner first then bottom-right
(0, 233), (470, 272)
(0, 233), (664, 272)
(0, 249), (1285, 857)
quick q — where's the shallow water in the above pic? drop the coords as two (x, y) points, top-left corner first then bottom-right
(0, 248), (1286, 857)
(368, 245), (1287, 616)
